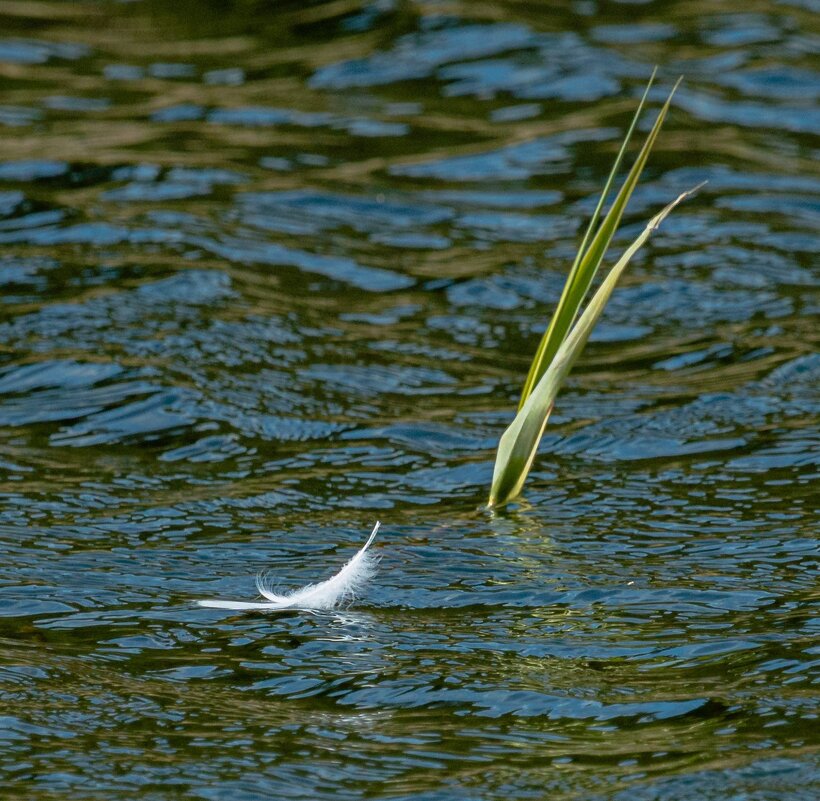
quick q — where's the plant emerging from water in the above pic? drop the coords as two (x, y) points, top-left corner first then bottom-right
(488, 71), (702, 508)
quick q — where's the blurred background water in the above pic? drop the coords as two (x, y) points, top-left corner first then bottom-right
(0, 1), (818, 798)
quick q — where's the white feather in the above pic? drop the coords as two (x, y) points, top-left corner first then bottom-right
(197, 522), (381, 612)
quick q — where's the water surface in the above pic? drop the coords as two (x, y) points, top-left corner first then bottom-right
(0, 1), (818, 799)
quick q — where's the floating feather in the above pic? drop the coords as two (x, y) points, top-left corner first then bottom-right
(197, 522), (381, 612)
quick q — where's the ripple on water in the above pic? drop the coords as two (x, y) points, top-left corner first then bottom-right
(0, 2), (817, 800)
(310, 23), (536, 89)
(391, 128), (617, 181)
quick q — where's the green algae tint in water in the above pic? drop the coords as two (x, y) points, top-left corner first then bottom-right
(0, 1), (818, 799)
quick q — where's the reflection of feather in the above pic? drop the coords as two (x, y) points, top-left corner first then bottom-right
(197, 522), (381, 612)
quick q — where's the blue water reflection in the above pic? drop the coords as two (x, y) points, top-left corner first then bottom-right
(0, 1), (817, 799)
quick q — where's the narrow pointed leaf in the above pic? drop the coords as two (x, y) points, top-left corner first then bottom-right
(518, 76), (681, 409)
(489, 186), (702, 508)
(573, 67), (657, 271)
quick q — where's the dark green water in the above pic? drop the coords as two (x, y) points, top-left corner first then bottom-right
(0, 1), (818, 798)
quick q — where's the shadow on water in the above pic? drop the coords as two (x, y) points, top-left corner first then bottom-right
(0, 0), (818, 798)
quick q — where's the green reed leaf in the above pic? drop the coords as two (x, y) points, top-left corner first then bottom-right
(489, 185), (703, 508)
(517, 74), (681, 409)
